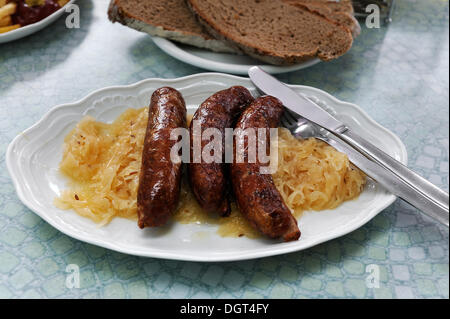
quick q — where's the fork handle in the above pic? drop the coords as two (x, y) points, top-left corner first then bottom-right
(336, 129), (449, 225)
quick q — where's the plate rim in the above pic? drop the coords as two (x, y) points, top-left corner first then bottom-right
(6, 73), (408, 262)
(0, 0), (76, 43)
(152, 37), (321, 75)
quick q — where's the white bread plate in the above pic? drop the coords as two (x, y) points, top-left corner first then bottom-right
(6, 73), (407, 262)
(152, 37), (321, 75)
(0, 0), (75, 44)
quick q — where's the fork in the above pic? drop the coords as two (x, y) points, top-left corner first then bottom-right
(280, 109), (449, 226)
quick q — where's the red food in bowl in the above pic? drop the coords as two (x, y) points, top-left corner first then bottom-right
(12, 0), (61, 26)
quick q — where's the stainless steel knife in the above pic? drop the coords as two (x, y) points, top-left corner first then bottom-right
(248, 66), (449, 226)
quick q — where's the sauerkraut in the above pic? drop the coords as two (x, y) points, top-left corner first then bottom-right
(273, 128), (366, 217)
(56, 108), (366, 236)
(55, 108), (148, 226)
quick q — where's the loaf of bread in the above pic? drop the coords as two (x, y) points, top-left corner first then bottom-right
(107, 0), (236, 53)
(187, 0), (354, 65)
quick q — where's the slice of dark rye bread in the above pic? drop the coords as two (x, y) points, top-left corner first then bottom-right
(187, 0), (354, 65)
(107, 0), (236, 53)
(283, 0), (360, 37)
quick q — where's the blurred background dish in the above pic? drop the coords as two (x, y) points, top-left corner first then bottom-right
(0, 0), (74, 43)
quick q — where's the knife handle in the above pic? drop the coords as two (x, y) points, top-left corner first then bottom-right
(337, 129), (449, 225)
(324, 134), (449, 227)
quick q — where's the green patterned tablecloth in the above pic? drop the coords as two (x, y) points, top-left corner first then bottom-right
(0, 0), (448, 299)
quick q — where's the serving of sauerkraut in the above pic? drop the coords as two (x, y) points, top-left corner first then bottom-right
(55, 108), (148, 226)
(55, 107), (366, 236)
(273, 128), (366, 217)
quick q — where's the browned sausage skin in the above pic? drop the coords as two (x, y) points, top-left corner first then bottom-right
(189, 86), (254, 216)
(137, 87), (187, 228)
(231, 96), (301, 241)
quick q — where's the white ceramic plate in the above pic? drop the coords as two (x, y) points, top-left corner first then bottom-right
(6, 73), (407, 262)
(152, 37), (321, 75)
(0, 0), (75, 44)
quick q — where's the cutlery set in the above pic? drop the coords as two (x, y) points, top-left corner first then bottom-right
(249, 66), (449, 226)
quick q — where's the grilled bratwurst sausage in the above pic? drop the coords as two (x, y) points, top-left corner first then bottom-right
(137, 87), (187, 228)
(189, 86), (254, 216)
(231, 96), (301, 241)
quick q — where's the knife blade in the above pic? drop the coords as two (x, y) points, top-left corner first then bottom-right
(248, 66), (348, 133)
(248, 66), (449, 226)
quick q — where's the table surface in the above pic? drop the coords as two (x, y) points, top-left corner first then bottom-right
(0, 0), (448, 299)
